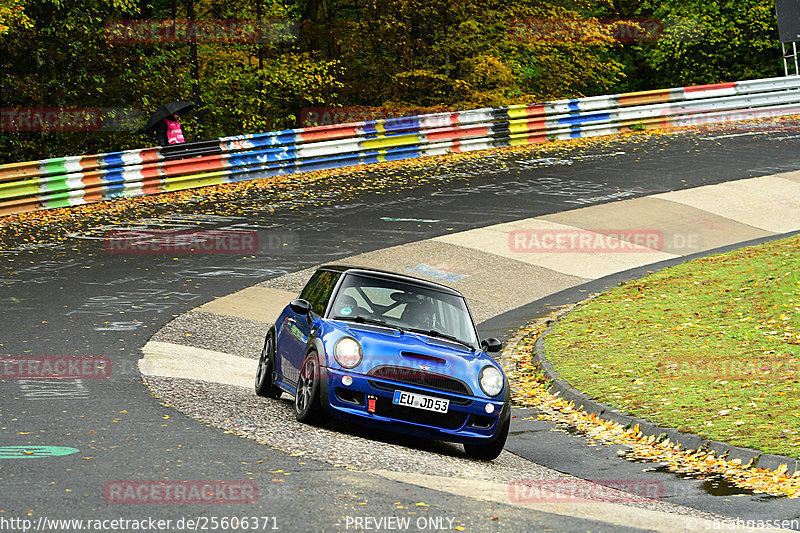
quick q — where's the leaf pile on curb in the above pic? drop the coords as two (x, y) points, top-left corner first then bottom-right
(503, 316), (800, 499)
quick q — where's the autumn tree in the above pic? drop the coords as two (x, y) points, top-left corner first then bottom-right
(0, 0), (787, 163)
(627, 0), (781, 88)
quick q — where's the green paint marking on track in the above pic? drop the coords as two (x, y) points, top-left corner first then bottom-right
(0, 446), (79, 458)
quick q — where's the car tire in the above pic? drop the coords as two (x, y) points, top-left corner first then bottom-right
(255, 330), (283, 399)
(463, 415), (509, 461)
(294, 351), (324, 424)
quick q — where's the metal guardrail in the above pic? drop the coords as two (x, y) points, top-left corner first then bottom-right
(3, 76), (800, 216)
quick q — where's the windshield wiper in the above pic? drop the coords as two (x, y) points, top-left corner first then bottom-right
(333, 315), (404, 333)
(405, 328), (474, 351)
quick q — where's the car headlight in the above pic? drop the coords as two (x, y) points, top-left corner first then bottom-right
(479, 365), (504, 397)
(334, 337), (362, 369)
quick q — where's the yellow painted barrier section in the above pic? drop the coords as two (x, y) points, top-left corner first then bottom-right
(509, 137), (532, 146)
(507, 106), (546, 120)
(361, 134), (420, 150)
(162, 171), (226, 192)
(509, 121), (546, 135)
(0, 178), (40, 200)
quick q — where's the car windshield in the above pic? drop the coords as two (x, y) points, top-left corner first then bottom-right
(328, 273), (479, 348)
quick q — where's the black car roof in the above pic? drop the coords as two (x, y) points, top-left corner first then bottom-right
(318, 265), (464, 297)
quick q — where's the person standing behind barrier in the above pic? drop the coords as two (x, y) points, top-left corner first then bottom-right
(145, 101), (194, 147)
(165, 113), (185, 144)
(153, 113), (186, 146)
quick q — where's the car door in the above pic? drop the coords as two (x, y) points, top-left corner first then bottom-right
(276, 270), (321, 386)
(280, 269), (340, 385)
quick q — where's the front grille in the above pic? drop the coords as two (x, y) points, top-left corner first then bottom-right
(375, 397), (468, 430)
(367, 381), (472, 406)
(367, 365), (472, 396)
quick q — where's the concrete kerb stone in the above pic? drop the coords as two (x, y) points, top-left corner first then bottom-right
(755, 454), (800, 477)
(531, 330), (560, 379)
(659, 429), (707, 453)
(529, 286), (800, 478)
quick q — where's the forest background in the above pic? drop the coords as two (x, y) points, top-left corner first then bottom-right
(0, 0), (783, 163)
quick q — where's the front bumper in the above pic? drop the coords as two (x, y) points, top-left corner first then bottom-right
(323, 367), (508, 444)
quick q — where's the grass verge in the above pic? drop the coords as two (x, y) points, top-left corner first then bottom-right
(544, 234), (800, 458)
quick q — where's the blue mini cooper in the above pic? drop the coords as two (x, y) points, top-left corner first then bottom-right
(255, 266), (510, 460)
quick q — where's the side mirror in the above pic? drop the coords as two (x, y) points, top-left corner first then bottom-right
(481, 338), (502, 353)
(289, 299), (313, 318)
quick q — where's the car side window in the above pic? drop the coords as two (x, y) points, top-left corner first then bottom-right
(299, 271), (324, 302)
(304, 270), (340, 315)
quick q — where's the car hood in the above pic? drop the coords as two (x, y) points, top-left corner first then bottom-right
(327, 321), (499, 388)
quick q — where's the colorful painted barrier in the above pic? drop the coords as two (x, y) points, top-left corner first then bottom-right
(2, 76), (800, 216)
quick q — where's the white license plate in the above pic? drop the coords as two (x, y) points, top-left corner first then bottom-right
(392, 390), (449, 413)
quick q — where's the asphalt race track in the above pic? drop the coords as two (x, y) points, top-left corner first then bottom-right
(2, 129), (800, 532)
